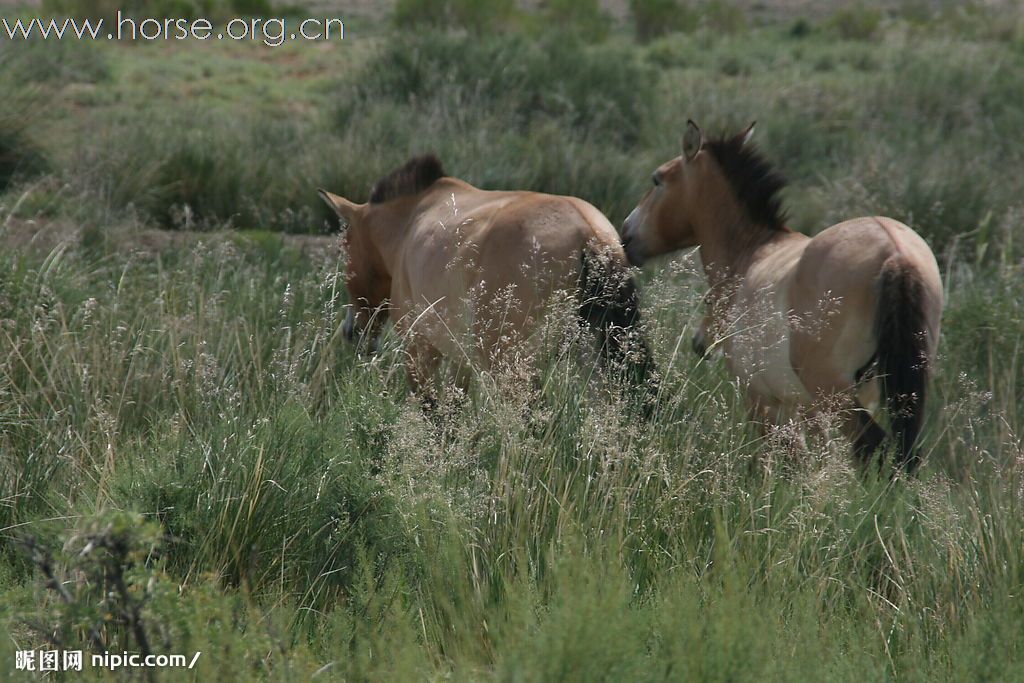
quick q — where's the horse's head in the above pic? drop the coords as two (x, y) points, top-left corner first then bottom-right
(317, 155), (447, 351)
(620, 120), (757, 266)
(318, 189), (390, 348)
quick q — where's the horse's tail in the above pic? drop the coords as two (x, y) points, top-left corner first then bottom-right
(577, 249), (658, 414)
(874, 257), (932, 474)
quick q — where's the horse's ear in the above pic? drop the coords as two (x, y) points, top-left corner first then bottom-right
(317, 189), (361, 227)
(738, 121), (756, 147)
(682, 119), (704, 161)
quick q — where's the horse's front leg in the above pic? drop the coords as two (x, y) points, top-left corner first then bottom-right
(692, 310), (712, 358)
(839, 402), (886, 471)
(745, 389), (804, 472)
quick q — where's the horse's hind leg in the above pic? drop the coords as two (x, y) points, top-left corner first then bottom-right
(841, 403), (887, 470)
(798, 365), (888, 471)
(746, 389), (805, 473)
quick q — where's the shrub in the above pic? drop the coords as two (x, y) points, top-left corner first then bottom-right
(631, 0), (698, 42)
(830, 3), (883, 41)
(0, 53), (47, 191)
(43, 0), (270, 21)
(318, 99), (646, 222)
(124, 406), (416, 606)
(788, 17), (813, 38)
(0, 37), (109, 85)
(704, 0), (747, 35)
(66, 108), (332, 231)
(228, 0), (272, 17)
(41, 0), (120, 21)
(14, 512), (164, 657)
(341, 32), (655, 148)
(393, 0), (516, 32)
(0, 128), (45, 195)
(645, 36), (701, 67)
(544, 0), (611, 41)
(322, 30), (659, 219)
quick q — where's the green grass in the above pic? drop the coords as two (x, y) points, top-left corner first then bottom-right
(1, 2), (1024, 680)
(0, 221), (1021, 680)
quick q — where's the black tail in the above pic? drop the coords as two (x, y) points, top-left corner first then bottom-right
(874, 258), (931, 474)
(578, 250), (659, 415)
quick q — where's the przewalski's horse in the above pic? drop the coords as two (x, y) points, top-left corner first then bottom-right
(620, 121), (942, 473)
(319, 154), (657, 408)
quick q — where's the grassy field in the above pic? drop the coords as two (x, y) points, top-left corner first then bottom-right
(2, 1), (1024, 680)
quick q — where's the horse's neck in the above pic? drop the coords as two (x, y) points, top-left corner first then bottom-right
(698, 218), (792, 336)
(366, 204), (415, 276)
(698, 219), (779, 288)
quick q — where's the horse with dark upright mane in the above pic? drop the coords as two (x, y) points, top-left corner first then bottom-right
(319, 155), (657, 407)
(621, 121), (942, 473)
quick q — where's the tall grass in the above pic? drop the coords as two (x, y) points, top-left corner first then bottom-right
(0, 226), (1022, 679)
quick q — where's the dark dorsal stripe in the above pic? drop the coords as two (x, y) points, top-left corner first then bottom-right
(369, 154), (446, 204)
(704, 135), (787, 230)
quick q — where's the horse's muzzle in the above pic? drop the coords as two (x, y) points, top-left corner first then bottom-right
(620, 210), (648, 266)
(620, 234), (646, 267)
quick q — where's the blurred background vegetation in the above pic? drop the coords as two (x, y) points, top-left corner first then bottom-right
(2, 1), (1024, 680)
(2, 0), (1022, 252)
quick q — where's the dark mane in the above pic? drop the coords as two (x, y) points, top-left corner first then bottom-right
(369, 154), (446, 204)
(704, 135), (787, 229)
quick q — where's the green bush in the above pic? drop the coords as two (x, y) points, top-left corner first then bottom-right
(704, 0), (747, 34)
(65, 108), (331, 231)
(544, 0), (612, 41)
(43, 0), (270, 21)
(631, 0), (698, 42)
(0, 37), (109, 85)
(393, 0), (515, 31)
(0, 53), (47, 191)
(0, 126), (44, 195)
(788, 17), (813, 38)
(852, 45), (1024, 252)
(319, 31), (658, 218)
(341, 32), (654, 148)
(228, 0), (272, 17)
(830, 3), (883, 41)
(41, 0), (119, 21)
(124, 407), (415, 606)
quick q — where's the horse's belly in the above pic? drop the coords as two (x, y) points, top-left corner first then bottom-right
(726, 287), (811, 404)
(394, 283), (543, 369)
(391, 274), (472, 357)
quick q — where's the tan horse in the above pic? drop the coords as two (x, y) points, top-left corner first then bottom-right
(621, 121), (942, 473)
(318, 154), (656, 405)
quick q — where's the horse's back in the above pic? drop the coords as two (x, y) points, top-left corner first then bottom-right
(408, 183), (622, 269)
(806, 217), (938, 280)
(397, 184), (626, 366)
(475, 192), (623, 264)
(468, 194), (629, 351)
